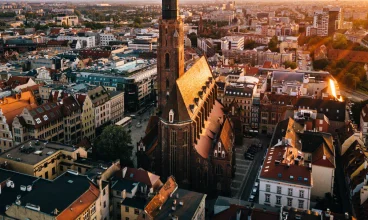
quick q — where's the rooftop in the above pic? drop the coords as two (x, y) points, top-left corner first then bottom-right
(0, 139), (80, 165)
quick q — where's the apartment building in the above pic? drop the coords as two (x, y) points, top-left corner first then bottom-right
(57, 35), (95, 48)
(0, 91), (37, 153)
(76, 94), (95, 141)
(225, 36), (244, 50)
(360, 104), (368, 143)
(0, 169), (105, 220)
(258, 141), (312, 210)
(140, 176), (206, 220)
(88, 86), (110, 128)
(0, 139), (88, 180)
(313, 11), (329, 37)
(108, 91), (124, 124)
(61, 96), (82, 145)
(100, 33), (117, 46)
(12, 102), (64, 145)
(55, 14), (79, 26)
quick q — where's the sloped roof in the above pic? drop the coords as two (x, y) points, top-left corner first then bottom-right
(124, 167), (161, 188)
(175, 56), (214, 120)
(0, 91), (37, 127)
(61, 95), (80, 116)
(27, 102), (63, 128)
(219, 118), (233, 152)
(195, 100), (225, 159)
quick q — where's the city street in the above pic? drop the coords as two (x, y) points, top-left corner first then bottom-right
(297, 50), (313, 71)
(128, 106), (155, 167)
(232, 135), (270, 201)
(340, 87), (368, 102)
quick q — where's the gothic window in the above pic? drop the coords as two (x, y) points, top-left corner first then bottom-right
(166, 78), (170, 89)
(170, 130), (177, 146)
(218, 142), (221, 152)
(214, 150), (218, 157)
(215, 164), (223, 175)
(169, 109), (174, 123)
(222, 151), (225, 158)
(165, 53), (170, 69)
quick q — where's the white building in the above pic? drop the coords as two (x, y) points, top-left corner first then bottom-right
(313, 11), (329, 37)
(57, 35), (95, 48)
(55, 15), (79, 26)
(360, 104), (368, 143)
(100, 33), (117, 46)
(35, 67), (53, 84)
(225, 36), (244, 50)
(258, 142), (312, 210)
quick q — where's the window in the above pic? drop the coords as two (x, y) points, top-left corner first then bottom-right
(276, 196), (281, 205)
(134, 208), (139, 215)
(125, 206), (129, 212)
(170, 130), (177, 146)
(277, 186), (282, 194)
(266, 184), (270, 192)
(287, 198), (293, 206)
(103, 201), (106, 208)
(299, 190), (304, 198)
(60, 165), (64, 171)
(90, 203), (96, 214)
(298, 200), (304, 209)
(165, 53), (170, 69)
(288, 188), (293, 196)
(52, 167), (56, 175)
(45, 171), (49, 179)
(265, 194), (270, 203)
(103, 189), (106, 196)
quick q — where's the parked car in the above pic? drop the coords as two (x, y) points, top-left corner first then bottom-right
(249, 195), (255, 202)
(251, 187), (258, 195)
(254, 182), (259, 187)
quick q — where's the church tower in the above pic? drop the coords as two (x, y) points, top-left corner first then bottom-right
(157, 0), (185, 114)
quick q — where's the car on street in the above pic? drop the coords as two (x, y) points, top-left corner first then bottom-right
(130, 115), (136, 119)
(136, 122), (142, 128)
(251, 187), (258, 195)
(249, 195), (255, 202)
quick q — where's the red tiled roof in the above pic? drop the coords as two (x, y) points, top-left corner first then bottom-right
(47, 40), (69, 47)
(57, 183), (99, 220)
(260, 145), (312, 186)
(213, 204), (250, 220)
(79, 50), (111, 59)
(7, 76), (32, 89)
(195, 100), (226, 159)
(124, 167), (161, 188)
(263, 61), (272, 68)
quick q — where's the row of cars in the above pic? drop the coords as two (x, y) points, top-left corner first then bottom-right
(249, 179), (259, 202)
(243, 143), (262, 160)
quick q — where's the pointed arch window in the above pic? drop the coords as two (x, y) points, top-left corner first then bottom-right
(165, 53), (170, 69)
(166, 78), (170, 89)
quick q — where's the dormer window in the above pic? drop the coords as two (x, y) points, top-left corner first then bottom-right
(169, 109), (174, 123)
(222, 151), (225, 158)
(218, 142), (221, 152)
(214, 150), (218, 157)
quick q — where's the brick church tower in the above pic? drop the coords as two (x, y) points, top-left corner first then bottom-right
(138, 0), (235, 196)
(157, 0), (185, 113)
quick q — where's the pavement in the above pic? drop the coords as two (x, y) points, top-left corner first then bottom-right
(128, 106), (155, 167)
(297, 51), (312, 71)
(231, 135), (270, 201)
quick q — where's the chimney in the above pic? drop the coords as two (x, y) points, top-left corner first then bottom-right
(122, 167), (127, 177)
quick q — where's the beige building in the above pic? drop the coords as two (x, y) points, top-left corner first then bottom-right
(55, 15), (79, 26)
(12, 102), (64, 145)
(0, 139), (88, 180)
(76, 94), (95, 141)
(108, 91), (124, 124)
(88, 86), (110, 128)
(0, 91), (37, 153)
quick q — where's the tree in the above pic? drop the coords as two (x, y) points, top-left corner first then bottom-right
(332, 34), (348, 49)
(94, 125), (133, 166)
(244, 40), (257, 49)
(268, 36), (279, 52)
(313, 59), (329, 70)
(188, 32), (197, 47)
(283, 61), (297, 69)
(343, 73), (361, 89)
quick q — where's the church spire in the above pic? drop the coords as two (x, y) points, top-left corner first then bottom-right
(162, 0), (179, 20)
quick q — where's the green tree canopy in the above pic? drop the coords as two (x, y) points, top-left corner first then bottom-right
(268, 36), (279, 52)
(283, 61), (297, 69)
(94, 125), (133, 166)
(244, 40), (257, 50)
(313, 59), (329, 70)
